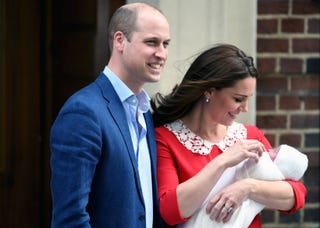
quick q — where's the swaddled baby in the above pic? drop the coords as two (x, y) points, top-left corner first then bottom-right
(178, 144), (308, 228)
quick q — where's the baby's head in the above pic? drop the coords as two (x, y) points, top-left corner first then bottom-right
(273, 144), (308, 181)
(268, 146), (280, 161)
(236, 144), (308, 182)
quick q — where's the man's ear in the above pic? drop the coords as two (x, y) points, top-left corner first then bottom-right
(113, 31), (125, 52)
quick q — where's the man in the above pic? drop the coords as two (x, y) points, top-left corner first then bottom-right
(50, 2), (170, 227)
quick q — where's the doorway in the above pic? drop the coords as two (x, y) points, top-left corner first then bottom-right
(0, 0), (124, 227)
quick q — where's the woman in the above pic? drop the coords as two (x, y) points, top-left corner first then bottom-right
(151, 44), (306, 227)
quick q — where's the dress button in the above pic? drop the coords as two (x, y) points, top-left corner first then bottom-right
(139, 214), (145, 221)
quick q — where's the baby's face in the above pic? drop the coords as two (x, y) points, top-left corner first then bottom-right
(268, 147), (280, 161)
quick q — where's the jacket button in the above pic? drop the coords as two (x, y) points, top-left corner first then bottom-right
(139, 214), (145, 221)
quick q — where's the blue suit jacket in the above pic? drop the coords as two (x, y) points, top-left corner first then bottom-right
(50, 74), (162, 227)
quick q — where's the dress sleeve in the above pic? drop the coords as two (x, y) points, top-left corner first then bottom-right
(155, 127), (188, 225)
(280, 180), (307, 214)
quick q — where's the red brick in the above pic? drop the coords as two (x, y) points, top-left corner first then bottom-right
(257, 38), (289, 53)
(257, 115), (287, 129)
(308, 19), (320, 33)
(291, 114), (319, 128)
(279, 134), (301, 146)
(305, 95), (320, 109)
(292, 0), (320, 15)
(279, 94), (301, 110)
(258, 19), (278, 34)
(257, 57), (276, 74)
(280, 58), (303, 74)
(305, 151), (319, 167)
(257, 94), (276, 110)
(282, 18), (304, 33)
(257, 77), (288, 92)
(264, 134), (276, 146)
(292, 38), (320, 53)
(291, 75), (319, 90)
(258, 0), (289, 14)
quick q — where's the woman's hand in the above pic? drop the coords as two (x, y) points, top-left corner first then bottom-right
(205, 179), (253, 223)
(221, 139), (265, 168)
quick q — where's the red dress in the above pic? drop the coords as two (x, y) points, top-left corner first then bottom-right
(156, 120), (307, 227)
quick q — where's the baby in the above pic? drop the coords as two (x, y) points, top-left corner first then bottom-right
(179, 144), (308, 228)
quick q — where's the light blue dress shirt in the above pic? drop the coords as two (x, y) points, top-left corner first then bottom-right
(103, 66), (153, 228)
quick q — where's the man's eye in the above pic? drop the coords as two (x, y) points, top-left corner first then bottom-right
(235, 98), (243, 103)
(163, 41), (170, 48)
(146, 40), (157, 46)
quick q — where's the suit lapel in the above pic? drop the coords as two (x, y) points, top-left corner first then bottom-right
(95, 73), (159, 209)
(144, 112), (157, 178)
(95, 74), (140, 176)
(144, 112), (160, 210)
(95, 74), (150, 206)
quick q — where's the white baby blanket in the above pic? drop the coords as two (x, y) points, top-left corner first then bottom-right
(178, 144), (308, 228)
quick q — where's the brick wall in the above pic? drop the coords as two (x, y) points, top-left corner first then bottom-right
(256, 0), (320, 227)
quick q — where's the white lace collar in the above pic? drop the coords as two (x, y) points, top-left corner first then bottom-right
(164, 120), (247, 155)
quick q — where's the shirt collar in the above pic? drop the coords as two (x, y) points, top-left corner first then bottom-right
(103, 66), (150, 113)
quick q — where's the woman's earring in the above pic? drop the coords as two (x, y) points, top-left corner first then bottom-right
(205, 97), (210, 103)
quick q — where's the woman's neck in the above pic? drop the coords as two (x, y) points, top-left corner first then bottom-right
(181, 109), (227, 143)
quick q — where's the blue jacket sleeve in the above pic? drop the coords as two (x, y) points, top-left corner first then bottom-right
(50, 101), (101, 228)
